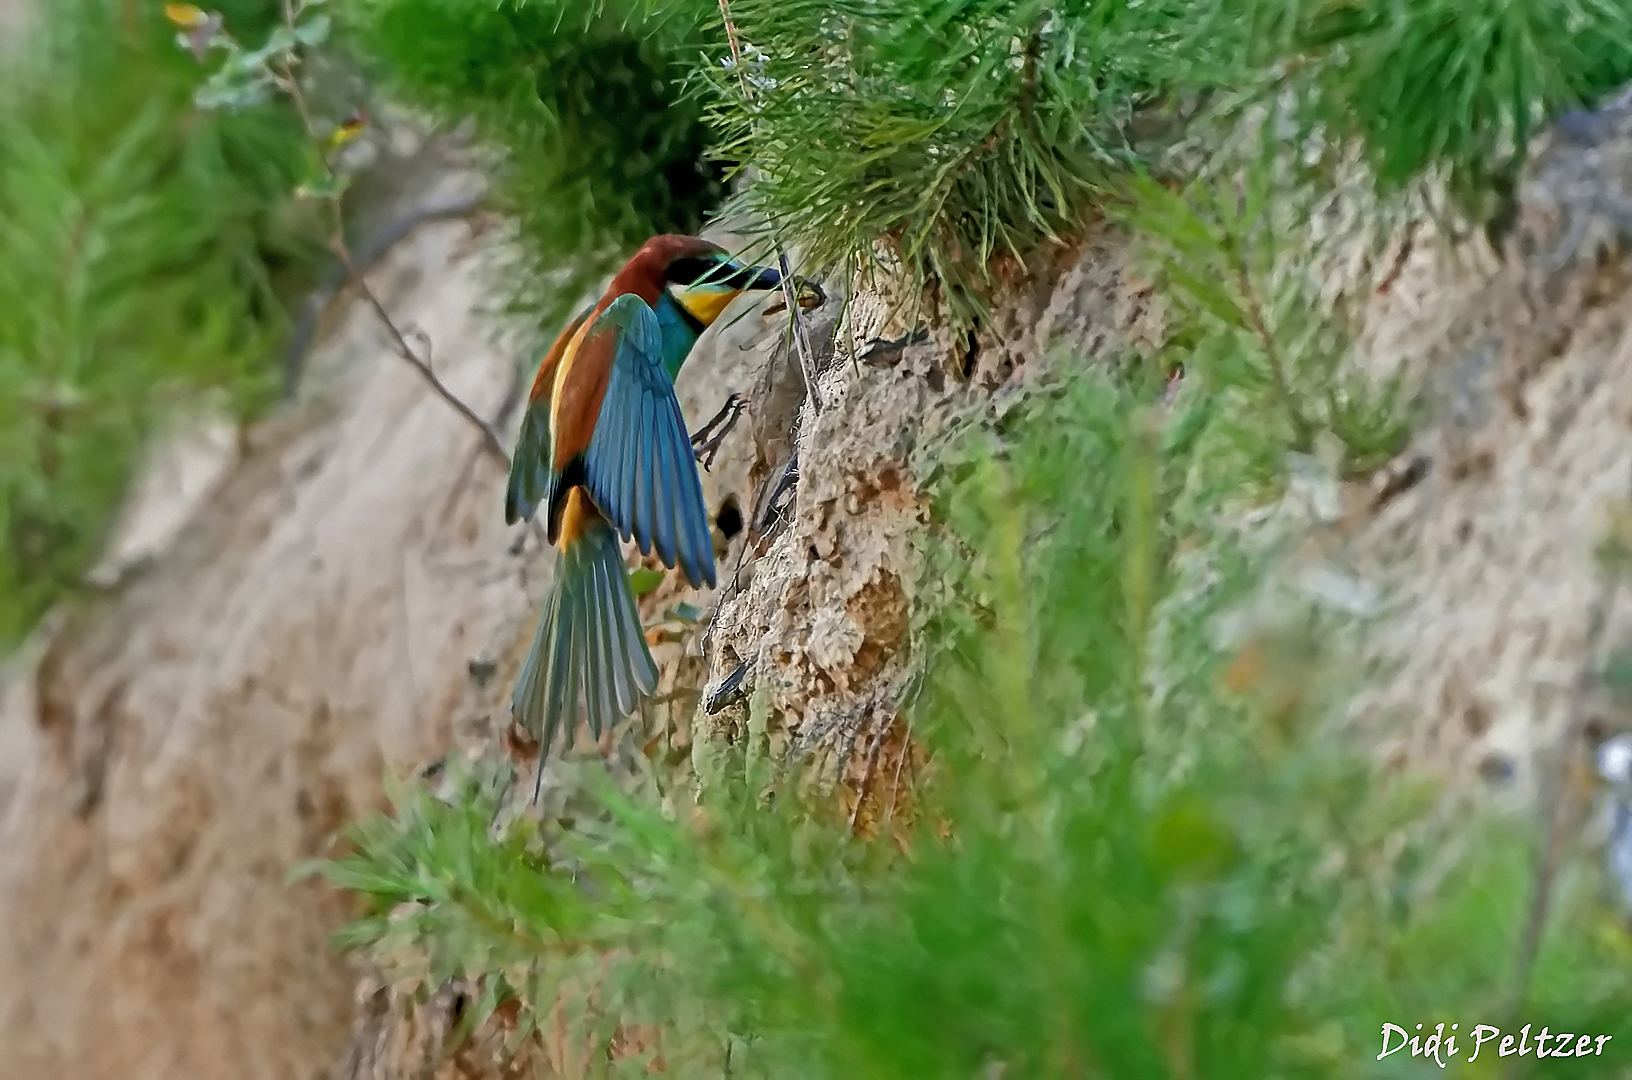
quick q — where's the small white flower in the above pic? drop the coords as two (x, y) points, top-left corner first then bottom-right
(1600, 734), (1632, 786)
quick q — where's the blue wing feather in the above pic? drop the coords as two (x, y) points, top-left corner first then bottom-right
(659, 397), (695, 580)
(630, 396), (655, 554)
(656, 386), (714, 588)
(581, 294), (717, 589)
(605, 390), (633, 528)
(650, 409), (679, 567)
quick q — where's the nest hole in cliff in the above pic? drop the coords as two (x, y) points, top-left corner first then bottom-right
(716, 496), (744, 540)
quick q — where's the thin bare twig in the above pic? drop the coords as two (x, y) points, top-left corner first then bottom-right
(884, 716), (914, 833)
(277, 0), (509, 466)
(698, 450), (797, 663)
(282, 195), (485, 399)
(751, 451), (800, 543)
(716, 0), (751, 98)
(699, 527), (756, 664)
(337, 243), (510, 464)
(778, 250), (823, 413)
(1510, 655), (1598, 1008)
(1503, 463), (1632, 1080)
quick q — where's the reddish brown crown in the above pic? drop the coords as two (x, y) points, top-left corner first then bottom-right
(609, 235), (726, 305)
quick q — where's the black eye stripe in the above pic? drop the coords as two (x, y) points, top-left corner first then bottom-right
(722, 263), (771, 290)
(667, 254), (771, 290)
(666, 255), (716, 286)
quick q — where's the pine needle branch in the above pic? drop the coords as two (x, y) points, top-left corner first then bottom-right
(1227, 251), (1316, 451)
(718, 0), (823, 414)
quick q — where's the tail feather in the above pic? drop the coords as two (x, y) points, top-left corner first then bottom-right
(582, 558), (614, 738)
(512, 510), (659, 768)
(596, 550), (646, 715)
(589, 554), (627, 720)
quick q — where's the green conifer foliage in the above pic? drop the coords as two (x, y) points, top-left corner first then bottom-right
(703, 0), (1214, 326)
(340, 0), (727, 324)
(0, 0), (310, 643)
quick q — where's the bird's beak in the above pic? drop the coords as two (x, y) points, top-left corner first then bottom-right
(745, 257), (825, 314)
(747, 265), (783, 291)
(737, 264), (823, 307)
(693, 259), (825, 320)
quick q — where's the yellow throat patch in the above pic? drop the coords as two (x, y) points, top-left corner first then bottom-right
(676, 285), (739, 327)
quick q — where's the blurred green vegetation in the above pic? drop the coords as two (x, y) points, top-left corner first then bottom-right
(0, 0), (318, 644)
(1233, 0), (1632, 209)
(333, 0), (1632, 329)
(1114, 169), (1419, 488)
(338, 0), (726, 326)
(312, 357), (1632, 1076)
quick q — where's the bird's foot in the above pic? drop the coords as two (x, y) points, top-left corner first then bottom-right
(691, 392), (747, 471)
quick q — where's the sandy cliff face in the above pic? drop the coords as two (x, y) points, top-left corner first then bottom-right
(6, 92), (1632, 1079)
(0, 159), (525, 1078)
(0, 0), (26, 39)
(1309, 89), (1632, 799)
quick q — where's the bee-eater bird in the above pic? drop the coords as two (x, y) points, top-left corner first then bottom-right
(505, 234), (791, 768)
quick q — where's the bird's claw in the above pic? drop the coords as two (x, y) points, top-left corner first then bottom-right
(691, 392), (747, 471)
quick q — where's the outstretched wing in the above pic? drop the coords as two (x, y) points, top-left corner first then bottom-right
(579, 294), (716, 589)
(506, 303), (595, 525)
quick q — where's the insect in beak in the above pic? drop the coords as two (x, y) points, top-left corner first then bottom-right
(763, 278), (826, 315)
